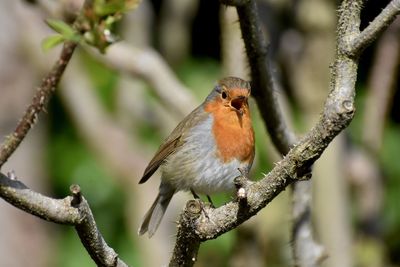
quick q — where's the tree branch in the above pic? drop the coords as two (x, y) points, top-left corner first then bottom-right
(169, 200), (202, 267)
(344, 0), (400, 57)
(0, 41), (77, 168)
(0, 172), (129, 267)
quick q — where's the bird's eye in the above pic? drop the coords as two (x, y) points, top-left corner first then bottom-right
(221, 91), (227, 99)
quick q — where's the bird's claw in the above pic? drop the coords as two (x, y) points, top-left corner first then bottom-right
(190, 188), (211, 219)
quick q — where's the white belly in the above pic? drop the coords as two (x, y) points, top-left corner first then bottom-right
(160, 115), (248, 194)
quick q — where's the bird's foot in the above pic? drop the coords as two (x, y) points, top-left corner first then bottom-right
(190, 188), (210, 219)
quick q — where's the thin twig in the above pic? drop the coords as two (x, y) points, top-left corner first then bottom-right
(0, 42), (76, 168)
(0, 41), (77, 168)
(0, 172), (129, 267)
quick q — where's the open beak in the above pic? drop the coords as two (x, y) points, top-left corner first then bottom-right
(230, 96), (246, 115)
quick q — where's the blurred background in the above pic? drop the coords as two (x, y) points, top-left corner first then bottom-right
(0, 0), (399, 266)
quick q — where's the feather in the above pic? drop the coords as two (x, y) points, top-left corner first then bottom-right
(139, 105), (209, 184)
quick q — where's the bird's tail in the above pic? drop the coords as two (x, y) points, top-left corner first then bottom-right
(138, 184), (175, 237)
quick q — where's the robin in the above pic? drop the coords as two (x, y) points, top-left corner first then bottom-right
(138, 76), (255, 237)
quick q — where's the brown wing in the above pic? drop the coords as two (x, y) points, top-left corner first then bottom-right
(139, 135), (181, 184)
(139, 105), (208, 184)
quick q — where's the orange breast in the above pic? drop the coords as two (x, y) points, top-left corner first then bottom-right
(204, 100), (255, 164)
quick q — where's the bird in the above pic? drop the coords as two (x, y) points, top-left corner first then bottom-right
(138, 76), (255, 237)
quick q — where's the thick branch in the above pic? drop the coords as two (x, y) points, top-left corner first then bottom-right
(342, 0), (400, 57)
(169, 200), (202, 267)
(0, 41), (76, 167)
(0, 172), (129, 267)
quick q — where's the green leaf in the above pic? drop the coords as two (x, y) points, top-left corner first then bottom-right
(41, 35), (65, 52)
(45, 19), (76, 39)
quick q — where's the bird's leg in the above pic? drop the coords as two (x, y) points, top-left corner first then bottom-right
(190, 188), (209, 219)
(190, 188), (200, 199)
(190, 189), (214, 207)
(206, 195), (215, 208)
